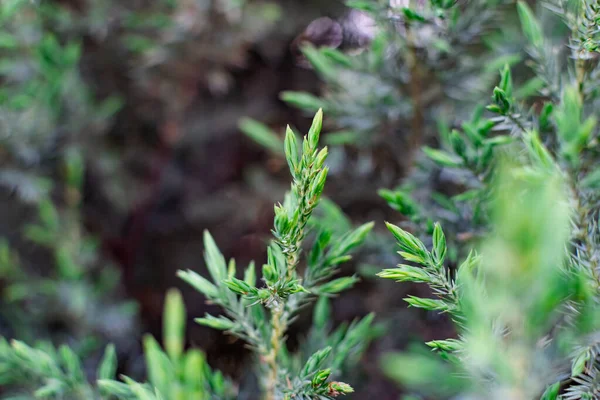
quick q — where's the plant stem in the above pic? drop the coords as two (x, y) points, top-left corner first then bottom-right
(264, 305), (285, 400)
(284, 170), (315, 278)
(264, 114), (325, 398)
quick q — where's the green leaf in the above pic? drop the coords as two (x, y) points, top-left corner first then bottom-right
(462, 122), (484, 147)
(318, 276), (359, 294)
(99, 379), (133, 397)
(555, 86), (582, 143)
(432, 223), (447, 266)
(452, 189), (480, 202)
(346, 0), (380, 12)
(34, 379), (66, 398)
(540, 382), (560, 400)
(524, 130), (555, 170)
(379, 189), (420, 217)
(378, 265), (431, 283)
(329, 222), (374, 258)
(385, 222), (429, 260)
(239, 118), (283, 155)
(313, 296), (331, 329)
(177, 270), (219, 298)
(308, 108), (323, 150)
(97, 344), (117, 381)
(244, 261), (256, 287)
(280, 91), (325, 111)
(195, 314), (235, 331)
(284, 125), (300, 175)
(422, 146), (463, 168)
(404, 295), (449, 311)
(183, 349), (207, 389)
(262, 262), (278, 285)
(302, 45), (337, 80)
(517, 1), (544, 48)
(302, 347), (332, 376)
(223, 277), (255, 295)
(321, 47), (353, 67)
(449, 130), (467, 159)
(571, 350), (589, 377)
(425, 339), (462, 352)
(311, 368), (331, 389)
(143, 335), (173, 396)
(402, 8), (426, 22)
(227, 258), (236, 280)
(484, 136), (514, 147)
(328, 381), (354, 395)
(498, 65), (513, 98)
(314, 146), (328, 171)
(325, 130), (360, 145)
(309, 167), (328, 199)
(202, 230), (227, 284)
(539, 102), (554, 131)
(492, 86), (511, 113)
(163, 289), (185, 361)
(59, 345), (84, 382)
(554, 85), (595, 165)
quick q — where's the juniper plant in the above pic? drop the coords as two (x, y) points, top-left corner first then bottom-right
(99, 289), (237, 400)
(178, 109), (374, 399)
(179, 111), (372, 400)
(0, 149), (137, 348)
(0, 288), (233, 399)
(1, 108), (372, 399)
(0, 337), (101, 398)
(377, 0), (600, 398)
(0, 0), (122, 202)
(381, 161), (585, 400)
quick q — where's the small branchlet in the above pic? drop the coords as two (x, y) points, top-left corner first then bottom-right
(99, 289), (237, 399)
(379, 222), (470, 328)
(178, 110), (372, 400)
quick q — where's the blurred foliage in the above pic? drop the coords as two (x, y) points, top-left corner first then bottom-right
(275, 0), (526, 175)
(0, 152), (137, 345)
(0, 0), (121, 202)
(0, 289), (234, 399)
(0, 0), (289, 398)
(377, 0), (600, 398)
(99, 289), (237, 400)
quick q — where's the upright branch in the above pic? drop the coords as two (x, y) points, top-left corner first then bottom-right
(265, 109), (328, 399)
(179, 109), (365, 400)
